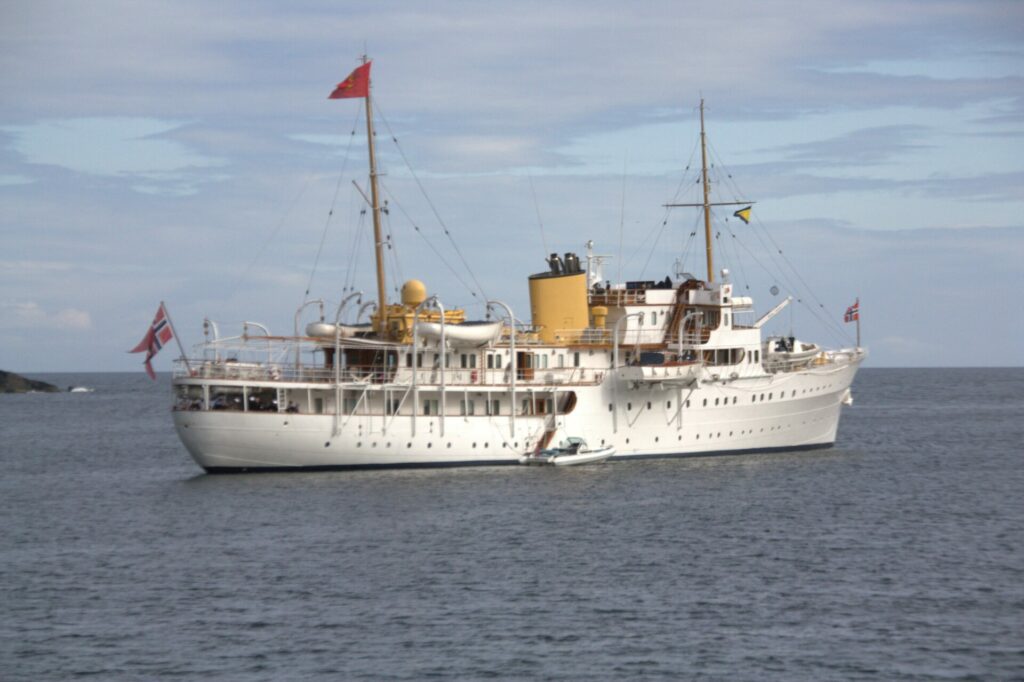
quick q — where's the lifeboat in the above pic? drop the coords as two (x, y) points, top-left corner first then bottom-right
(305, 322), (373, 340)
(414, 320), (502, 347)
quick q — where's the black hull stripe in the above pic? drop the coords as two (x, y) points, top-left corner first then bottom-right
(200, 442), (834, 474)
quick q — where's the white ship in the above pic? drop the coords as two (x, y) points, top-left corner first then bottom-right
(171, 64), (865, 472)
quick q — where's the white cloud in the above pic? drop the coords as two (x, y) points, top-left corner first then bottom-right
(0, 301), (93, 331)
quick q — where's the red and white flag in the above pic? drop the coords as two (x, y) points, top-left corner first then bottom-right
(844, 299), (860, 323)
(130, 303), (174, 380)
(328, 61), (371, 99)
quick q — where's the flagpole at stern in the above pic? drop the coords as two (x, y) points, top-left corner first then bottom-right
(161, 301), (192, 375)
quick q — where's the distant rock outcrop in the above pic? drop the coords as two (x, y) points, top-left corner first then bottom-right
(0, 370), (60, 394)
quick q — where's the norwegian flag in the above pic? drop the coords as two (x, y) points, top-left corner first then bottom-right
(844, 299), (860, 323)
(130, 303), (174, 380)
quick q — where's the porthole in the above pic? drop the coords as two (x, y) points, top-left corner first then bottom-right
(407, 442), (412, 448)
(733, 397), (737, 404)
(608, 403), (613, 412)
(324, 441), (330, 447)
(626, 438), (630, 444)
(627, 402), (632, 411)
(667, 401), (672, 409)
(647, 402), (652, 410)
(427, 443), (432, 448)
(447, 442), (452, 448)
(715, 398), (719, 406)
(484, 442), (489, 448)
(472, 442), (477, 448)
(655, 437), (659, 443)
(357, 442), (362, 447)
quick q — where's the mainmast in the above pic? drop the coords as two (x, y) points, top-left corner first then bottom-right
(362, 57), (388, 335)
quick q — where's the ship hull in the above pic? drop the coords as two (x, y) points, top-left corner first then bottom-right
(173, 360), (859, 472)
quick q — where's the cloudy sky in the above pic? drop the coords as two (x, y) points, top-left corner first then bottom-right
(2, 0), (1022, 372)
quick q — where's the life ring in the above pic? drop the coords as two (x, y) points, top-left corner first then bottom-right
(470, 370), (478, 383)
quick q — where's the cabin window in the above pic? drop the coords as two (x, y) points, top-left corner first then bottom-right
(540, 355), (549, 369)
(724, 313), (730, 326)
(557, 354), (565, 368)
(460, 354), (468, 368)
(386, 399), (400, 415)
(715, 398), (719, 406)
(651, 312), (658, 326)
(703, 398), (707, 407)
(647, 401), (652, 410)
(488, 400), (501, 415)
(495, 355), (502, 369)
(521, 399), (531, 415)
(315, 397), (325, 414)
(416, 352), (424, 368)
(423, 399), (439, 415)
(667, 401), (672, 409)
(608, 403), (613, 412)
(460, 399), (475, 416)
(627, 402), (632, 411)
(573, 352), (581, 367)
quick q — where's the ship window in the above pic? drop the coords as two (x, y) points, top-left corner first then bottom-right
(702, 398), (707, 407)
(386, 399), (400, 415)
(733, 397), (737, 404)
(540, 355), (549, 369)
(627, 402), (632, 411)
(715, 398), (719, 406)
(495, 355), (502, 369)
(489, 400), (500, 415)
(406, 353), (412, 367)
(667, 401), (672, 409)
(417, 352), (424, 368)
(769, 392), (773, 400)
(647, 401), (652, 410)
(651, 312), (658, 326)
(423, 399), (439, 415)
(460, 399), (475, 416)
(460, 354), (468, 368)
(608, 403), (613, 412)
(573, 352), (580, 367)
(685, 400), (690, 408)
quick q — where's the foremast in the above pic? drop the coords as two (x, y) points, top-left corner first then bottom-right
(666, 99), (753, 284)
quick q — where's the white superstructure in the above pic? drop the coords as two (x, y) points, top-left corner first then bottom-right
(170, 75), (864, 472)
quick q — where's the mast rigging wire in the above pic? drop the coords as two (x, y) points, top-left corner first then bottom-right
(304, 106), (363, 301)
(373, 101), (489, 303)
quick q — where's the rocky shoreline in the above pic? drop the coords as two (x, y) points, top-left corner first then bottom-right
(1, 370), (60, 394)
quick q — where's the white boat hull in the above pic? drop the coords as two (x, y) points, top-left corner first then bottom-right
(173, 358), (860, 472)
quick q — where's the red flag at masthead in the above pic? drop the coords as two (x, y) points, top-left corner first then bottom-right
(328, 61), (371, 99)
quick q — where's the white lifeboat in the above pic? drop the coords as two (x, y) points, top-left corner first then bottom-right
(305, 322), (373, 340)
(414, 320), (502, 347)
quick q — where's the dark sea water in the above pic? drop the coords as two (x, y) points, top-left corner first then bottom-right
(1, 368), (1022, 680)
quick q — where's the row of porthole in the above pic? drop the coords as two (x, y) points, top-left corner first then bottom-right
(325, 441), (522, 449)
